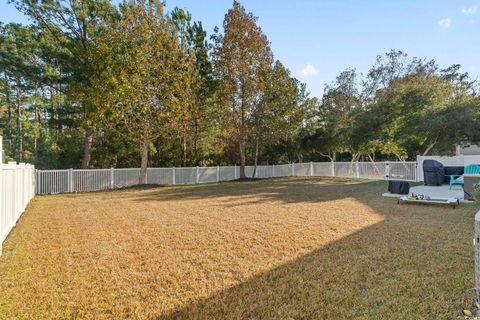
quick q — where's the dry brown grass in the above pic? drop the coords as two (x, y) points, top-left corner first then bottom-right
(0, 177), (477, 319)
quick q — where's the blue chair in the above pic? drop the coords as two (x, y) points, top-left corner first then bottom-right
(449, 164), (480, 189)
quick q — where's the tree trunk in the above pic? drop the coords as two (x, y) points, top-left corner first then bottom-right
(350, 152), (361, 162)
(34, 104), (38, 155)
(81, 127), (93, 168)
(392, 151), (406, 162)
(239, 139), (246, 179)
(16, 80), (23, 162)
(422, 141), (437, 156)
(193, 116), (199, 162)
(4, 73), (12, 150)
(239, 81), (247, 179)
(252, 138), (259, 178)
(139, 131), (149, 185)
(320, 151), (336, 162)
(182, 134), (187, 167)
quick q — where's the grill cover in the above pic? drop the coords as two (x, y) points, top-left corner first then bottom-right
(388, 180), (410, 195)
(423, 160), (445, 186)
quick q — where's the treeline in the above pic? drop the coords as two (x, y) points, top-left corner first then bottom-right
(1, 0), (479, 180)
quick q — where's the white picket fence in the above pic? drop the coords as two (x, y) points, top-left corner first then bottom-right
(35, 161), (417, 195)
(0, 137), (36, 255)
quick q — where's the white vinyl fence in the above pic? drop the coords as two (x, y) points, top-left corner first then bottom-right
(417, 155), (480, 182)
(0, 136), (36, 254)
(36, 161), (417, 195)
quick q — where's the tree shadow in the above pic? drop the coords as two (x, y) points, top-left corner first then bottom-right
(125, 177), (380, 207)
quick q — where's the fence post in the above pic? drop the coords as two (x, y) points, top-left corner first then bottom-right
(172, 167), (176, 185)
(356, 162), (360, 179)
(234, 165), (237, 180)
(385, 161), (390, 180)
(415, 162), (418, 182)
(416, 156), (423, 182)
(8, 162), (17, 221)
(475, 211), (480, 308)
(68, 168), (73, 192)
(331, 161), (335, 177)
(272, 164), (275, 177)
(145, 168), (148, 185)
(216, 166), (220, 182)
(291, 163), (295, 176)
(0, 136), (2, 255)
(31, 165), (34, 198)
(196, 166), (199, 184)
(110, 168), (114, 189)
(310, 162), (313, 176)
(35, 169), (38, 195)
(19, 163), (25, 211)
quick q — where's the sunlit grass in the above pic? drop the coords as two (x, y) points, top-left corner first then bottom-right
(0, 177), (477, 319)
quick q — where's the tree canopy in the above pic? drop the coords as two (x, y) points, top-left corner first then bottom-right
(1, 2), (479, 172)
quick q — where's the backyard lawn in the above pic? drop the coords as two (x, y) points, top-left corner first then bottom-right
(0, 177), (477, 319)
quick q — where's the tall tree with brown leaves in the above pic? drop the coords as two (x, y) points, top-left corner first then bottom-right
(213, 1), (273, 178)
(91, 0), (192, 184)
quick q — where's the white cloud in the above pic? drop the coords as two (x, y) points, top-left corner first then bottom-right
(300, 63), (318, 78)
(462, 5), (478, 15)
(438, 18), (452, 29)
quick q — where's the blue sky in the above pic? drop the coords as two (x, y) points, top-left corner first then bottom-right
(1, 0), (479, 98)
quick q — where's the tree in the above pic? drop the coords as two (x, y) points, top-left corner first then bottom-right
(316, 68), (363, 161)
(170, 7), (221, 167)
(358, 54), (479, 160)
(11, 0), (117, 168)
(250, 61), (309, 176)
(213, 0), (273, 178)
(0, 22), (78, 168)
(91, 0), (191, 184)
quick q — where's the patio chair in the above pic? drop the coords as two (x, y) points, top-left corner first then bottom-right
(449, 164), (480, 189)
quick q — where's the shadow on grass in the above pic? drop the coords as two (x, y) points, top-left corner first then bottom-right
(120, 177), (475, 319)
(127, 177), (378, 207)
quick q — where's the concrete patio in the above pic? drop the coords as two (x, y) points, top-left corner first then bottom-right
(383, 183), (473, 203)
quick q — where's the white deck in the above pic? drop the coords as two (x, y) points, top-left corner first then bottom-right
(383, 184), (472, 203)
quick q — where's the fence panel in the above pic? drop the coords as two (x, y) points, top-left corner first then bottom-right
(1, 166), (15, 249)
(1, 136), (36, 254)
(334, 162), (357, 178)
(356, 162), (385, 180)
(114, 169), (140, 188)
(312, 162), (334, 177)
(244, 166), (255, 178)
(74, 169), (111, 192)
(387, 162), (417, 182)
(293, 163), (311, 176)
(416, 155), (466, 181)
(273, 164), (292, 177)
(35, 161), (420, 195)
(36, 169), (69, 194)
(147, 168), (173, 185)
(255, 165), (274, 179)
(198, 167), (217, 184)
(219, 166), (236, 181)
(175, 167), (197, 184)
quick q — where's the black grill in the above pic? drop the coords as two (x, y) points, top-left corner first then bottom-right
(423, 160), (445, 186)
